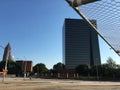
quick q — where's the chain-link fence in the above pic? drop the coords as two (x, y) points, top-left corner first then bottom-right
(66, 0), (120, 56)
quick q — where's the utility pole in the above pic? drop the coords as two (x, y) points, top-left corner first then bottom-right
(3, 59), (8, 82)
(24, 56), (27, 80)
(24, 61), (27, 80)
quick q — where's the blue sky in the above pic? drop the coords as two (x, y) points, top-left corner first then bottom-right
(0, 0), (120, 69)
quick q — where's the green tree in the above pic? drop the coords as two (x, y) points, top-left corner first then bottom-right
(0, 61), (5, 71)
(33, 63), (48, 73)
(0, 60), (21, 75)
(75, 64), (89, 76)
(90, 64), (112, 77)
(53, 62), (65, 70)
(7, 60), (21, 74)
(106, 57), (117, 69)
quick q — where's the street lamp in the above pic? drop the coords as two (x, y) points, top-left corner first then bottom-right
(16, 57), (27, 80)
(24, 61), (27, 80)
(24, 56), (27, 80)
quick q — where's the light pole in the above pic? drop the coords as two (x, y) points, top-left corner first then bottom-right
(2, 58), (8, 82)
(24, 56), (27, 80)
(16, 57), (27, 80)
(24, 61), (27, 80)
(0, 45), (7, 82)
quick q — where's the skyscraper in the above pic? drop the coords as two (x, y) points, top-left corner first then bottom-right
(2, 43), (13, 61)
(63, 18), (101, 69)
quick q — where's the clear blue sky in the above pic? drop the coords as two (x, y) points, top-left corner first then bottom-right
(0, 0), (120, 69)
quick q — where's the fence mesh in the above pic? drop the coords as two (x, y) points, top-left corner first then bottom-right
(66, 0), (120, 55)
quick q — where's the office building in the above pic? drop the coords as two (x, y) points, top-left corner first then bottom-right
(16, 60), (33, 76)
(2, 43), (13, 61)
(63, 18), (101, 69)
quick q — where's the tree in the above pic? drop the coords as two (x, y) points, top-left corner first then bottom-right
(90, 64), (112, 77)
(33, 63), (48, 73)
(75, 64), (89, 76)
(7, 60), (21, 74)
(0, 61), (5, 71)
(0, 60), (21, 75)
(53, 62), (65, 70)
(106, 57), (117, 69)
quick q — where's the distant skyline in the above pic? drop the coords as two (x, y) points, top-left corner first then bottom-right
(0, 0), (120, 69)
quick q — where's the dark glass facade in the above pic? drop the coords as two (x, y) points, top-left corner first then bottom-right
(2, 43), (12, 61)
(63, 18), (101, 69)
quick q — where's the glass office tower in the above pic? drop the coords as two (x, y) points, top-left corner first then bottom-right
(63, 18), (101, 69)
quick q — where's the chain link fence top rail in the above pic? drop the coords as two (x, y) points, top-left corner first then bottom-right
(66, 0), (120, 55)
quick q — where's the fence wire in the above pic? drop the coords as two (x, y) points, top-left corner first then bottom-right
(66, 0), (120, 55)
